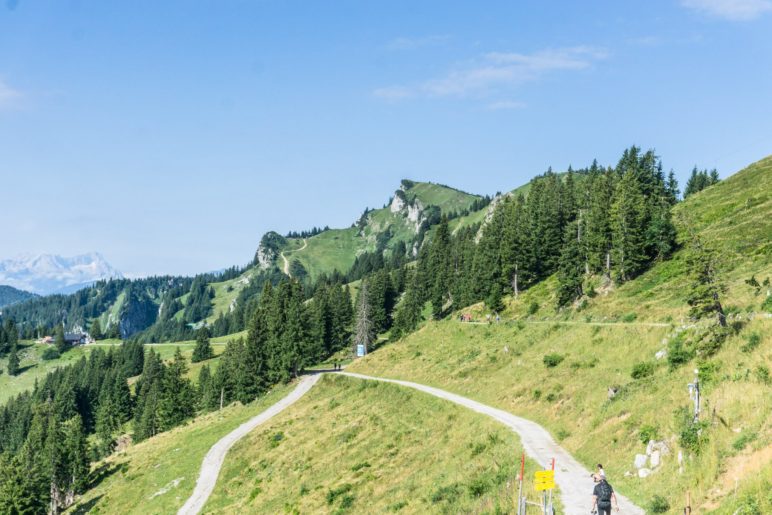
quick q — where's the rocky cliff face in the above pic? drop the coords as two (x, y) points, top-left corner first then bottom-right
(254, 232), (286, 270)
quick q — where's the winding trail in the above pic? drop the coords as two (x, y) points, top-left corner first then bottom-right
(280, 238), (308, 276)
(341, 372), (644, 515)
(180, 371), (644, 515)
(177, 374), (321, 515)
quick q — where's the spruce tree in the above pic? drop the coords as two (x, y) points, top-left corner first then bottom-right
(685, 231), (727, 328)
(192, 326), (213, 363)
(90, 319), (103, 341)
(55, 325), (67, 354)
(557, 221), (584, 307)
(610, 170), (647, 282)
(7, 343), (20, 376)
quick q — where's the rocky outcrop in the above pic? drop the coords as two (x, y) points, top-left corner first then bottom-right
(254, 232), (286, 270)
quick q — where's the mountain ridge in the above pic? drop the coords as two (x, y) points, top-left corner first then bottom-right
(0, 251), (123, 295)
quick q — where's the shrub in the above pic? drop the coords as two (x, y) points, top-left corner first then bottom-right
(631, 361), (655, 379)
(543, 353), (564, 367)
(676, 407), (709, 454)
(326, 483), (353, 505)
(41, 347), (61, 361)
(741, 332), (761, 353)
(668, 335), (694, 369)
(698, 361), (722, 384)
(622, 312), (638, 322)
(762, 295), (772, 313)
(754, 366), (770, 385)
(431, 484), (461, 504)
(732, 432), (757, 451)
(639, 424), (659, 445)
(545, 392), (558, 402)
(269, 431), (284, 448)
(532, 389), (542, 400)
(556, 428), (571, 441)
(648, 495), (670, 513)
(527, 301), (540, 315)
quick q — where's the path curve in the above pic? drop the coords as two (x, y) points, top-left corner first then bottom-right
(280, 238), (308, 276)
(341, 372), (644, 515)
(177, 374), (321, 515)
(180, 371), (643, 515)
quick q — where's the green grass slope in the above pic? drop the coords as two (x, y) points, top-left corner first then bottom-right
(205, 374), (544, 514)
(276, 181), (484, 280)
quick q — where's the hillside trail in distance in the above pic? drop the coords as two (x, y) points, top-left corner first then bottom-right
(280, 238), (308, 276)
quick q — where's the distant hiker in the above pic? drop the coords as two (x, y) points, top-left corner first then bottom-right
(591, 474), (618, 514)
(597, 463), (606, 479)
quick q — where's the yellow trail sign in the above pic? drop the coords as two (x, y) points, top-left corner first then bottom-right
(534, 469), (555, 491)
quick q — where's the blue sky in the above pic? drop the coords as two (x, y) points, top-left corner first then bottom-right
(1, 0), (771, 277)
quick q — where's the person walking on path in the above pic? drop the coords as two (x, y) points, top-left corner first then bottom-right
(597, 463), (606, 479)
(591, 473), (619, 514)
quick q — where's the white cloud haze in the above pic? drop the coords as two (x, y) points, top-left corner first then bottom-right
(681, 0), (772, 20)
(374, 46), (607, 100)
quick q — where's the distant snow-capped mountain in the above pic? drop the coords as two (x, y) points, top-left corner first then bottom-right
(0, 252), (123, 295)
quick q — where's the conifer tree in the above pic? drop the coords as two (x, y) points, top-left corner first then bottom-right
(157, 348), (196, 431)
(610, 170), (647, 282)
(557, 221), (584, 307)
(191, 326), (213, 363)
(55, 325), (67, 354)
(7, 343), (20, 376)
(0, 455), (47, 514)
(90, 319), (103, 340)
(685, 231), (727, 327)
(428, 216), (453, 318)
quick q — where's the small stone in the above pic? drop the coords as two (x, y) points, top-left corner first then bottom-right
(646, 440), (655, 456)
(650, 450), (661, 468)
(638, 468), (652, 478)
(655, 349), (667, 360)
(624, 471), (633, 478)
(634, 454), (648, 469)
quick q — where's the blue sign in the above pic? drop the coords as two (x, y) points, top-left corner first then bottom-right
(356, 344), (365, 357)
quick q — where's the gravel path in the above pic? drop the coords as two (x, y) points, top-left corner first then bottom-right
(342, 372), (644, 515)
(177, 374), (321, 515)
(180, 370), (644, 514)
(280, 238), (307, 276)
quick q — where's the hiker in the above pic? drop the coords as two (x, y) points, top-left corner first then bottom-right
(597, 463), (606, 479)
(591, 473), (619, 514)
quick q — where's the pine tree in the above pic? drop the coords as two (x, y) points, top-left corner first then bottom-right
(90, 319), (103, 341)
(0, 455), (48, 514)
(157, 348), (196, 431)
(685, 231), (727, 327)
(610, 170), (647, 282)
(191, 326), (213, 363)
(557, 221), (584, 307)
(7, 343), (20, 376)
(55, 325), (67, 354)
(428, 216), (453, 318)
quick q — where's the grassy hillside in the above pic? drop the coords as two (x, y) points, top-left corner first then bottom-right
(68, 382), (297, 515)
(205, 373), (544, 514)
(348, 156), (772, 513)
(275, 180), (484, 281)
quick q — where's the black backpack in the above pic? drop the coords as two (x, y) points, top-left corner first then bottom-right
(598, 480), (613, 504)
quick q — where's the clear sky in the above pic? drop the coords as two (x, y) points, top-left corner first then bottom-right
(1, 0), (771, 277)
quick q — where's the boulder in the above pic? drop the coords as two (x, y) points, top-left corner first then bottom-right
(634, 454), (648, 469)
(655, 349), (667, 360)
(646, 440), (655, 456)
(638, 468), (652, 478)
(650, 450), (661, 468)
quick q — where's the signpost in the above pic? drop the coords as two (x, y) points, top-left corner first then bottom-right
(356, 343), (365, 357)
(534, 470), (555, 491)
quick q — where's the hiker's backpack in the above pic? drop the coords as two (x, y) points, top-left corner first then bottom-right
(598, 481), (612, 503)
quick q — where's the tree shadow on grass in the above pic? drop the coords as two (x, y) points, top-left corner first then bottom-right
(89, 461), (128, 490)
(70, 494), (104, 514)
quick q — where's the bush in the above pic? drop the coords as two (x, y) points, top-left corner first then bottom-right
(668, 335), (694, 369)
(639, 424), (659, 445)
(648, 495), (670, 513)
(631, 361), (655, 379)
(754, 365), (770, 385)
(622, 312), (638, 322)
(527, 301), (540, 315)
(732, 432), (757, 451)
(676, 406), (709, 454)
(543, 353), (565, 368)
(326, 483), (353, 505)
(762, 295), (772, 313)
(741, 332), (761, 353)
(41, 347), (61, 361)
